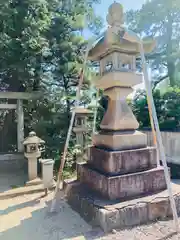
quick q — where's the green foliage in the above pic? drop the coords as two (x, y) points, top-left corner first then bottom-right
(0, 0), (52, 91)
(126, 0), (180, 87)
(132, 87), (180, 130)
(132, 90), (150, 128)
(161, 87), (180, 129)
(0, 0), (102, 171)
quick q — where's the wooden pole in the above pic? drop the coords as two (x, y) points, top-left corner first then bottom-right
(50, 40), (94, 212)
(17, 99), (24, 152)
(146, 68), (160, 167)
(139, 42), (179, 232)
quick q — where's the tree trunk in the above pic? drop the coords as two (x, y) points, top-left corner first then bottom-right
(167, 60), (176, 86)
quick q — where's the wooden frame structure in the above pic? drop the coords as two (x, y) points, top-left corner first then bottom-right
(0, 91), (41, 152)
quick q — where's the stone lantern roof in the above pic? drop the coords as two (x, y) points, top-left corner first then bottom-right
(88, 2), (156, 61)
(73, 107), (92, 116)
(23, 131), (45, 145)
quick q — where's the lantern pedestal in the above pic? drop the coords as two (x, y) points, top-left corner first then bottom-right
(27, 157), (38, 181)
(93, 130), (147, 151)
(92, 84), (147, 150)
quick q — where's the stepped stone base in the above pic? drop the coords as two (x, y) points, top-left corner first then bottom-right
(93, 130), (147, 151)
(63, 180), (180, 232)
(89, 146), (157, 175)
(77, 163), (166, 200)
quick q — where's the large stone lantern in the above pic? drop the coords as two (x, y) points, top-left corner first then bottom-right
(23, 131), (45, 182)
(64, 2), (168, 232)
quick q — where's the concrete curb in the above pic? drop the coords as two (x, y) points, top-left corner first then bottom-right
(0, 184), (55, 200)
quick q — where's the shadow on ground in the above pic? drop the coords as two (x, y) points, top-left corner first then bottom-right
(0, 196), (40, 216)
(0, 196), (105, 240)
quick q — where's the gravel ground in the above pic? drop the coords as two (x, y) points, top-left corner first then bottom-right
(0, 191), (180, 240)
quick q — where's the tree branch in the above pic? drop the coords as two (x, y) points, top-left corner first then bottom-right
(152, 74), (168, 91)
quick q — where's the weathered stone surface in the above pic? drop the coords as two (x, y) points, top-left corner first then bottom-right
(77, 164), (166, 200)
(64, 180), (100, 226)
(63, 180), (180, 232)
(92, 130), (147, 151)
(167, 196), (180, 217)
(98, 202), (149, 232)
(100, 94), (139, 131)
(89, 146), (157, 175)
(98, 209), (120, 232)
(148, 199), (169, 220)
(95, 72), (143, 90)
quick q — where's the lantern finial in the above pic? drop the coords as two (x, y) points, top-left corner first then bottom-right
(29, 131), (36, 137)
(106, 2), (124, 27)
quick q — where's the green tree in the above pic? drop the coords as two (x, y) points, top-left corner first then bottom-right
(0, 0), (102, 166)
(0, 0), (52, 92)
(161, 87), (180, 129)
(0, 0), (52, 151)
(26, 0), (102, 171)
(132, 87), (180, 131)
(126, 0), (180, 87)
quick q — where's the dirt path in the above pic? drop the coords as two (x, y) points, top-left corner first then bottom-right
(0, 192), (92, 240)
(0, 192), (180, 240)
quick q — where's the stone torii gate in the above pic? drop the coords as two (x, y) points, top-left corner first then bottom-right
(0, 91), (41, 152)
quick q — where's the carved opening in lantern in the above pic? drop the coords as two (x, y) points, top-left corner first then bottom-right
(105, 61), (113, 72)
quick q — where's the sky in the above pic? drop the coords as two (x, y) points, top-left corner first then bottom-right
(95, 0), (146, 20)
(83, 0), (147, 39)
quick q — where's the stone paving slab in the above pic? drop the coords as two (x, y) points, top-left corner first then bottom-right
(0, 173), (56, 199)
(0, 184), (46, 199)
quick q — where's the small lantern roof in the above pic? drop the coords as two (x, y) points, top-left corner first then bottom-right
(88, 2), (156, 61)
(23, 131), (45, 145)
(73, 107), (92, 116)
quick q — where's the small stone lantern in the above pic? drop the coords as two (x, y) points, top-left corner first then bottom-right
(23, 131), (45, 182)
(73, 107), (92, 162)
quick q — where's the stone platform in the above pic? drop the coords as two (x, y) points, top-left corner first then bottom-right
(63, 180), (180, 232)
(77, 163), (166, 200)
(89, 146), (157, 174)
